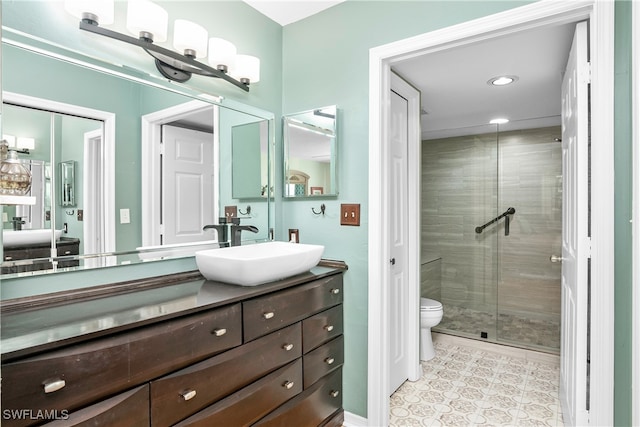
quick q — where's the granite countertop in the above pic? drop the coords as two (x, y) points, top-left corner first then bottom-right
(1, 262), (346, 362)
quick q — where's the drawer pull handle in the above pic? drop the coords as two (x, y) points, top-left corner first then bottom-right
(212, 328), (227, 337)
(325, 357), (335, 365)
(263, 312), (275, 319)
(283, 343), (294, 351)
(181, 389), (197, 401)
(64, 250), (71, 255)
(330, 288), (340, 295)
(324, 325), (334, 332)
(283, 381), (295, 390)
(5, 256), (13, 261)
(43, 379), (66, 394)
(330, 390), (340, 398)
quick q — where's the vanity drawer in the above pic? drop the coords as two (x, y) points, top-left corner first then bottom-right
(150, 323), (301, 426)
(253, 367), (342, 427)
(44, 384), (149, 427)
(302, 305), (343, 353)
(303, 336), (344, 389)
(244, 275), (343, 342)
(174, 359), (303, 427)
(1, 304), (241, 425)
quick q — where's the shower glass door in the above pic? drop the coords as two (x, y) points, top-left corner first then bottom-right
(496, 122), (562, 352)
(424, 121), (562, 354)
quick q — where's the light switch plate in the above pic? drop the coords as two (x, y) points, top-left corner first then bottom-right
(120, 208), (130, 224)
(340, 204), (361, 226)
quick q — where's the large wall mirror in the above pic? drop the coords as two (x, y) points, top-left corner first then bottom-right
(283, 106), (337, 197)
(1, 34), (274, 277)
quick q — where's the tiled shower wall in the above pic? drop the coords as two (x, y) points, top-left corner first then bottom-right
(421, 126), (562, 345)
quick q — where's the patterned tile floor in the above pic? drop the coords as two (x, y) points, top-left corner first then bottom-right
(390, 335), (564, 426)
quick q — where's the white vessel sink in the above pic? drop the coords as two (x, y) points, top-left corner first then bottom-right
(3, 229), (63, 247)
(195, 241), (324, 286)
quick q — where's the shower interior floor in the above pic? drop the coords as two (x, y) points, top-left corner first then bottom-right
(390, 333), (564, 426)
(435, 304), (560, 353)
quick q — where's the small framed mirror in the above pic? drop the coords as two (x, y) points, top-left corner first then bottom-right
(283, 105), (337, 197)
(59, 160), (75, 207)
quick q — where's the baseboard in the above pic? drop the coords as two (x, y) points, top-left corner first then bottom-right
(343, 411), (368, 426)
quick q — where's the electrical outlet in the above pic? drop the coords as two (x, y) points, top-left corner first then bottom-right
(288, 229), (299, 243)
(225, 205), (238, 220)
(340, 204), (361, 226)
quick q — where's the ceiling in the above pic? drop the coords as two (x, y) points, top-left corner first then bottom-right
(392, 22), (577, 140)
(242, 0), (346, 26)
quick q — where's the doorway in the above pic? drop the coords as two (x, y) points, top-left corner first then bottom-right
(367, 2), (615, 426)
(140, 100), (220, 247)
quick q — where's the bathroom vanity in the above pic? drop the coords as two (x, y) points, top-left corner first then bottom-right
(0, 261), (346, 426)
(1, 237), (80, 274)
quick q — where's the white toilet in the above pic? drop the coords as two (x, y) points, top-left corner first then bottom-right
(420, 297), (443, 361)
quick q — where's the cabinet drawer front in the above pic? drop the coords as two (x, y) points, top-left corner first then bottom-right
(244, 275), (343, 342)
(43, 385), (149, 427)
(302, 305), (343, 353)
(303, 336), (344, 389)
(1, 304), (241, 420)
(150, 323), (301, 427)
(253, 367), (342, 427)
(174, 359), (303, 427)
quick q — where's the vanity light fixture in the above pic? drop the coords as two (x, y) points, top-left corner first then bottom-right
(2, 135), (35, 154)
(487, 75), (518, 86)
(64, 0), (259, 91)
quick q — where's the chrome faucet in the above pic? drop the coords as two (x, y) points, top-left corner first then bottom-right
(230, 224), (259, 247)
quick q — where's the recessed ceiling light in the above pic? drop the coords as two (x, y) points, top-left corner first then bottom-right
(487, 75), (518, 86)
(490, 118), (509, 124)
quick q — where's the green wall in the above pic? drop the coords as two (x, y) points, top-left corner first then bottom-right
(613, 1), (633, 425)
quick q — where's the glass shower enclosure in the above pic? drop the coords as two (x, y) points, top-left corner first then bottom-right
(421, 120), (562, 353)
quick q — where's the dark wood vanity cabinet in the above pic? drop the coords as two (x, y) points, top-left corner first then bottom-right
(2, 238), (80, 274)
(0, 269), (345, 427)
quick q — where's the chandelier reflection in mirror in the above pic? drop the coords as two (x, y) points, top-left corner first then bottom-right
(64, 0), (260, 91)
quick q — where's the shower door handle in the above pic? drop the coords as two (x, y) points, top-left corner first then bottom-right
(550, 255), (563, 263)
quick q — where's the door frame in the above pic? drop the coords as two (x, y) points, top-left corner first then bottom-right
(83, 128), (104, 255)
(632, 1), (640, 425)
(367, 1), (615, 426)
(3, 91), (116, 253)
(140, 100), (219, 247)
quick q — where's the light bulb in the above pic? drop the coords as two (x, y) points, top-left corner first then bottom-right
(64, 0), (114, 25)
(174, 20), (208, 58)
(234, 54), (260, 84)
(207, 38), (237, 72)
(126, 0), (168, 42)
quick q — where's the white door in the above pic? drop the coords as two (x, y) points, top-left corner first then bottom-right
(388, 76), (412, 395)
(560, 21), (590, 427)
(162, 125), (215, 245)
